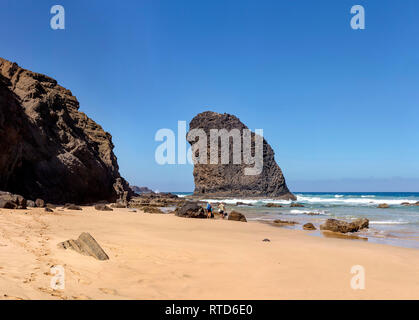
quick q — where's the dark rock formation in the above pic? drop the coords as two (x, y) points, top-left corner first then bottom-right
(290, 203), (304, 208)
(377, 203), (389, 208)
(57, 232), (109, 261)
(129, 192), (183, 209)
(228, 210), (247, 222)
(0, 191), (27, 209)
(187, 111), (295, 199)
(265, 203), (282, 208)
(0, 58), (132, 204)
(320, 218), (369, 233)
(130, 185), (154, 195)
(175, 202), (207, 218)
(401, 201), (419, 207)
(44, 207), (54, 213)
(303, 223), (316, 230)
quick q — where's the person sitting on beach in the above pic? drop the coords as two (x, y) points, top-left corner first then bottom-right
(206, 202), (214, 219)
(218, 203), (227, 219)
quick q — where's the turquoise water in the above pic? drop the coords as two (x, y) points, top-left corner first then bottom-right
(174, 192), (419, 249)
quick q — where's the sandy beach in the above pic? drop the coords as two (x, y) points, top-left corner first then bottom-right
(0, 207), (418, 300)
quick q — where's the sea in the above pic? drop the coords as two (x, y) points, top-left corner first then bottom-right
(173, 192), (419, 249)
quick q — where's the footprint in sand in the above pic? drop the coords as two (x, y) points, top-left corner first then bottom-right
(99, 288), (118, 295)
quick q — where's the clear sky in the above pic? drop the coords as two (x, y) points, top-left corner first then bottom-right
(1, 0), (418, 192)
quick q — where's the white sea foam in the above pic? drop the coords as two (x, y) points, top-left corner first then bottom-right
(334, 195), (344, 198)
(369, 221), (409, 225)
(295, 195), (416, 206)
(289, 209), (327, 215)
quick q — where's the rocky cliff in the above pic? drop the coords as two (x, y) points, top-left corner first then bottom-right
(0, 57), (131, 204)
(187, 111), (295, 199)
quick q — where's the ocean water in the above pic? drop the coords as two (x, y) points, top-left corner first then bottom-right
(174, 192), (419, 249)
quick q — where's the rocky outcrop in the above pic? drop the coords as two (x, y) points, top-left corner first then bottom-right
(228, 210), (247, 222)
(290, 203), (304, 208)
(94, 204), (113, 211)
(0, 191), (27, 209)
(187, 111), (295, 199)
(57, 232), (109, 261)
(130, 186), (154, 195)
(0, 58), (132, 204)
(175, 202), (207, 218)
(320, 218), (369, 233)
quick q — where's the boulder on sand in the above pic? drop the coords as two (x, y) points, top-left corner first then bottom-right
(0, 191), (27, 209)
(320, 218), (369, 233)
(35, 199), (45, 208)
(64, 204), (82, 210)
(228, 210), (247, 222)
(175, 202), (207, 218)
(94, 204), (113, 211)
(303, 223), (316, 230)
(57, 232), (109, 261)
(44, 207), (54, 213)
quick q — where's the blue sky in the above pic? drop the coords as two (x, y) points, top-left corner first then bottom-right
(1, 0), (418, 191)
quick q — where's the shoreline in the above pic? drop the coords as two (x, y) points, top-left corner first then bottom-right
(1, 206), (418, 300)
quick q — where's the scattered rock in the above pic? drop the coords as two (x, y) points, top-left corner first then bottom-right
(236, 202), (253, 206)
(0, 192), (26, 209)
(142, 206), (164, 214)
(111, 203), (126, 208)
(401, 202), (419, 207)
(0, 200), (17, 209)
(57, 232), (109, 261)
(304, 212), (320, 216)
(44, 208), (54, 213)
(129, 209), (137, 213)
(320, 218), (369, 233)
(262, 238), (271, 242)
(94, 204), (113, 211)
(290, 203), (304, 208)
(228, 210), (247, 222)
(64, 204), (82, 210)
(273, 219), (298, 225)
(187, 111), (295, 199)
(27, 200), (36, 208)
(303, 223), (316, 230)
(175, 202), (207, 218)
(377, 203), (389, 208)
(46, 203), (57, 209)
(265, 203), (282, 208)
(35, 199), (45, 208)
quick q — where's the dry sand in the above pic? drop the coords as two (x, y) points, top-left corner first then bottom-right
(0, 206), (418, 300)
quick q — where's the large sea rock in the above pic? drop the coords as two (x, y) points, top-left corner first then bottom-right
(187, 111), (295, 199)
(0, 58), (131, 204)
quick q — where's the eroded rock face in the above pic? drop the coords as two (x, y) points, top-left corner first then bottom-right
(0, 191), (27, 209)
(188, 111), (295, 199)
(0, 58), (131, 204)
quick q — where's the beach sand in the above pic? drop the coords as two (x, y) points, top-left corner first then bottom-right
(0, 207), (418, 300)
